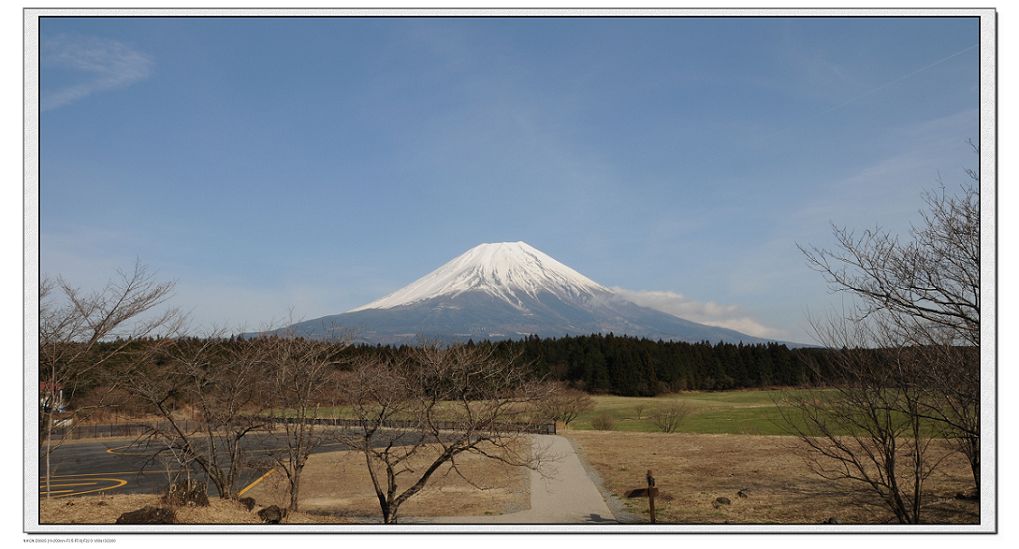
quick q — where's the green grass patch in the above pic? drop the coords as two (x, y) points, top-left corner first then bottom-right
(566, 389), (835, 435)
(566, 388), (947, 436)
(567, 389), (814, 434)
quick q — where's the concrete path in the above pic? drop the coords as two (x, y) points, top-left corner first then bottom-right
(432, 435), (616, 524)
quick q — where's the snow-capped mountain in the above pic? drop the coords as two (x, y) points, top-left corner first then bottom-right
(276, 242), (778, 345)
(350, 242), (610, 313)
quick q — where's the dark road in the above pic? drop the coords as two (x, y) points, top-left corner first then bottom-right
(38, 429), (425, 499)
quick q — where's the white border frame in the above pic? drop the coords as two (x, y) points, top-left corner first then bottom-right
(23, 7), (997, 534)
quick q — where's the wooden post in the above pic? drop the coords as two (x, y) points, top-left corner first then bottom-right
(646, 469), (656, 524)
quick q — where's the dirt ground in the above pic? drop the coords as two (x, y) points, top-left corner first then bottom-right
(566, 431), (979, 524)
(39, 493), (345, 524)
(245, 443), (529, 521)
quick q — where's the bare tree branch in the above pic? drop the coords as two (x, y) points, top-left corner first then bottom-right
(336, 344), (556, 524)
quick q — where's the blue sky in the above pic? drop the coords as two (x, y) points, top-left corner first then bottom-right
(39, 17), (980, 342)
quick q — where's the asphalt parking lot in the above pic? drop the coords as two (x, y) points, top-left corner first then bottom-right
(38, 429), (425, 499)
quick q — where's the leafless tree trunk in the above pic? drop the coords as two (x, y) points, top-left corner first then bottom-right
(650, 403), (691, 433)
(632, 403), (647, 421)
(257, 335), (346, 512)
(539, 382), (594, 428)
(785, 315), (951, 523)
(124, 335), (270, 499)
(38, 262), (179, 497)
(339, 344), (555, 524)
(798, 171), (980, 495)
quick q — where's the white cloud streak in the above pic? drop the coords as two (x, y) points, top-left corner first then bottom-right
(611, 287), (786, 339)
(42, 34), (154, 111)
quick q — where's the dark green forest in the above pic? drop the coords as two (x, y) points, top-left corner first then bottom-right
(342, 334), (834, 396)
(72, 334), (836, 400)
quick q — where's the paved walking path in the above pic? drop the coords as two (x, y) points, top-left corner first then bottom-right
(431, 435), (617, 524)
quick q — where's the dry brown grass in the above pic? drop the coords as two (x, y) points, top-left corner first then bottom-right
(245, 442), (529, 520)
(567, 431), (978, 524)
(39, 493), (347, 524)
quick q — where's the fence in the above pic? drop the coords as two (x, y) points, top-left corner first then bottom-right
(47, 419), (202, 441)
(47, 416), (556, 440)
(48, 422), (153, 440)
(261, 416), (556, 435)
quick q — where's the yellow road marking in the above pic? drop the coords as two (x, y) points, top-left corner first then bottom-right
(51, 478), (128, 498)
(38, 475), (129, 498)
(106, 444), (153, 456)
(237, 468), (275, 497)
(41, 471), (138, 478)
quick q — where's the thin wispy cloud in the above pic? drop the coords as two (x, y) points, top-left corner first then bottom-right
(823, 43), (977, 114)
(791, 110), (978, 232)
(42, 34), (154, 111)
(612, 288), (786, 339)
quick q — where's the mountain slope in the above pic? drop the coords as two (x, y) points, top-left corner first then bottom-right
(275, 242), (782, 345)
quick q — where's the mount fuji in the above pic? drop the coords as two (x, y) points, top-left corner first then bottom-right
(277, 242), (779, 345)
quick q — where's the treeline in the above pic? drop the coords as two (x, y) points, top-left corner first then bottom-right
(514, 334), (832, 395)
(76, 333), (835, 400)
(342, 334), (835, 397)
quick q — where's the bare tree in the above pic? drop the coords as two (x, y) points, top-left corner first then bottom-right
(632, 403), (647, 420)
(38, 262), (179, 496)
(911, 342), (980, 493)
(589, 413), (616, 431)
(799, 176), (980, 494)
(786, 314), (954, 524)
(124, 335), (270, 499)
(258, 335), (346, 512)
(539, 381), (594, 428)
(339, 344), (554, 524)
(650, 403), (691, 433)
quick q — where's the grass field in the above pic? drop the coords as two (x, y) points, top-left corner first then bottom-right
(569, 389), (820, 435)
(276, 387), (939, 437)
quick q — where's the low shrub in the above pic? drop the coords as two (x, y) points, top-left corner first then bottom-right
(590, 413), (616, 431)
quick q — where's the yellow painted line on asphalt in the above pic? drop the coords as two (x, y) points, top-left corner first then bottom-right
(39, 474), (130, 498)
(49, 478), (128, 498)
(41, 471), (137, 478)
(235, 441), (344, 494)
(237, 468), (275, 497)
(106, 444), (152, 456)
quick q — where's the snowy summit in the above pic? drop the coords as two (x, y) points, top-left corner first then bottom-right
(349, 241), (609, 312)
